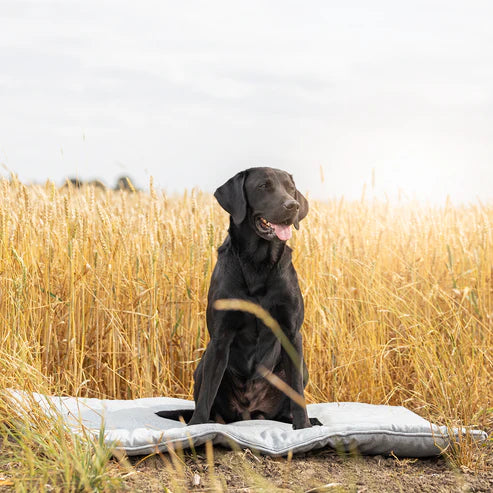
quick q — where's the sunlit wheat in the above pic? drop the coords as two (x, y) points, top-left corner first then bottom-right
(0, 178), (491, 475)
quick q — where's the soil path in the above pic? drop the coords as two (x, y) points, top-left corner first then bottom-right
(124, 446), (493, 492)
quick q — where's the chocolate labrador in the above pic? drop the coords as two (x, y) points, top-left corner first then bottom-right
(157, 167), (320, 429)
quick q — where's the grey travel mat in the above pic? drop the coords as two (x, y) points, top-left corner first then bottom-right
(10, 392), (487, 457)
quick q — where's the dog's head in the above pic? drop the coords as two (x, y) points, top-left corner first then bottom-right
(214, 167), (308, 242)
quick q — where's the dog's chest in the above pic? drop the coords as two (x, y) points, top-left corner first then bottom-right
(242, 267), (271, 297)
(229, 321), (281, 377)
(240, 262), (288, 299)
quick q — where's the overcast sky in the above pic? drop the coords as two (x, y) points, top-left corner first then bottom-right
(1, 1), (492, 202)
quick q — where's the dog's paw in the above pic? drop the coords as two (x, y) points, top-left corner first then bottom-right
(187, 413), (211, 426)
(309, 417), (323, 426)
(292, 419), (312, 430)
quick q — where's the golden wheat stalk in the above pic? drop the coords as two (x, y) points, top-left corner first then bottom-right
(0, 178), (491, 470)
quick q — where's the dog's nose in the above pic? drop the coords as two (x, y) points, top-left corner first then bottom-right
(283, 199), (300, 211)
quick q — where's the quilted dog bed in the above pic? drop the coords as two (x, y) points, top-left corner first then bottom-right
(8, 392), (487, 457)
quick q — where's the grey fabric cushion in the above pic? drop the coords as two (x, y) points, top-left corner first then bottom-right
(10, 392), (487, 457)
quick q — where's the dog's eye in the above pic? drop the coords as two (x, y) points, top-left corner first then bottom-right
(257, 181), (272, 190)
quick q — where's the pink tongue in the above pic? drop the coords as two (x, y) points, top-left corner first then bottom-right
(272, 223), (292, 241)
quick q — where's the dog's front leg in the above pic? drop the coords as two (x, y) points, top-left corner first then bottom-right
(188, 335), (232, 425)
(282, 332), (311, 429)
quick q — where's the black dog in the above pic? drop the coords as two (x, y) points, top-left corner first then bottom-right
(157, 167), (319, 429)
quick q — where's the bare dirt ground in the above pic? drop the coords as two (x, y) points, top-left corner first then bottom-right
(123, 443), (493, 493)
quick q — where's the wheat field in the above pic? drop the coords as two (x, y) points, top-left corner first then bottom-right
(0, 177), (492, 487)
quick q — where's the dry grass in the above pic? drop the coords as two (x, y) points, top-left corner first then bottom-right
(0, 176), (492, 488)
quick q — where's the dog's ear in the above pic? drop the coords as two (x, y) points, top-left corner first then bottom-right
(293, 188), (309, 230)
(214, 171), (247, 225)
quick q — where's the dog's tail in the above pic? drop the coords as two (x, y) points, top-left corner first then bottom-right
(155, 409), (194, 423)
